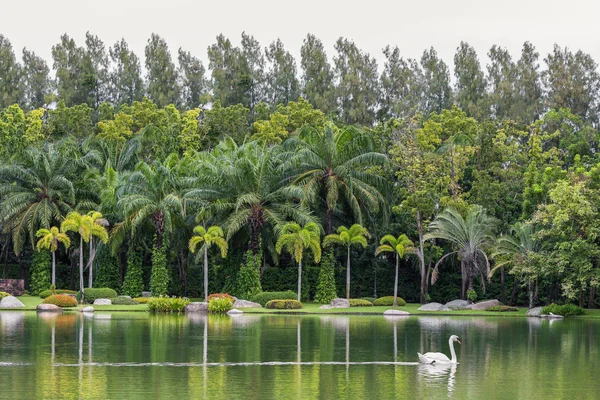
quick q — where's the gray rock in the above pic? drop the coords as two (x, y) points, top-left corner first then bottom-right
(81, 306), (94, 313)
(319, 305), (332, 310)
(0, 296), (25, 308)
(330, 298), (350, 308)
(445, 299), (470, 310)
(526, 306), (543, 317)
(142, 291), (152, 298)
(383, 309), (410, 316)
(227, 308), (243, 315)
(36, 304), (63, 313)
(233, 299), (262, 308)
(118, 295), (132, 300)
(93, 298), (112, 305)
(418, 302), (450, 311)
(185, 302), (208, 313)
(467, 299), (501, 310)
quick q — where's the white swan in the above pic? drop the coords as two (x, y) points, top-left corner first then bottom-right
(418, 335), (461, 364)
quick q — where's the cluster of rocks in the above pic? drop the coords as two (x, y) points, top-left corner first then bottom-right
(417, 299), (501, 312)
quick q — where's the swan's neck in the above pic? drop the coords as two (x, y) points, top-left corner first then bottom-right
(449, 338), (457, 363)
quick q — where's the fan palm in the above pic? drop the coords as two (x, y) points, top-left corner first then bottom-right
(323, 224), (370, 299)
(425, 206), (495, 299)
(189, 225), (229, 302)
(276, 222), (322, 301)
(375, 234), (414, 306)
(283, 124), (388, 233)
(35, 226), (71, 286)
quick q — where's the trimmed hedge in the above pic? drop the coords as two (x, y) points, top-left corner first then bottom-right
(148, 296), (190, 313)
(39, 289), (77, 299)
(251, 291), (297, 306)
(82, 288), (118, 303)
(110, 296), (138, 305)
(373, 296), (407, 306)
(208, 297), (234, 314)
(43, 294), (77, 307)
(486, 305), (519, 312)
(265, 299), (303, 309)
(360, 297), (376, 304)
(349, 299), (373, 307)
(542, 303), (585, 317)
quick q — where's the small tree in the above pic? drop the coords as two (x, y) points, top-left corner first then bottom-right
(314, 249), (337, 304)
(61, 212), (91, 300)
(375, 234), (414, 306)
(189, 225), (228, 302)
(150, 246), (170, 296)
(35, 226), (70, 287)
(276, 222), (322, 302)
(85, 211), (109, 288)
(324, 224), (369, 299)
(122, 248), (144, 297)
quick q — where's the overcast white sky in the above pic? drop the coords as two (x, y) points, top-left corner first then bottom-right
(3, 0), (600, 73)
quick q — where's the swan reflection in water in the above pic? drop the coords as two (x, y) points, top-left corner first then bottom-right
(418, 362), (457, 394)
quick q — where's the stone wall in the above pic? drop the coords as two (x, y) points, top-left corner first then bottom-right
(0, 279), (25, 295)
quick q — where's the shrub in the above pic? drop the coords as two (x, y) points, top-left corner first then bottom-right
(82, 288), (118, 303)
(467, 289), (477, 302)
(235, 251), (262, 299)
(266, 299), (303, 309)
(0, 291), (10, 299)
(361, 297), (376, 304)
(486, 305), (519, 312)
(30, 250), (51, 296)
(39, 289), (77, 299)
(122, 248), (144, 297)
(251, 291), (297, 306)
(150, 246), (170, 296)
(94, 251), (121, 291)
(147, 296), (190, 313)
(208, 293), (235, 302)
(542, 303), (585, 317)
(373, 296), (406, 306)
(43, 294), (77, 307)
(208, 297), (234, 314)
(349, 299), (373, 307)
(314, 250), (337, 304)
(133, 297), (152, 304)
(110, 296), (138, 305)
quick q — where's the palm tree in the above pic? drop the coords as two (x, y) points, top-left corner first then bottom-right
(35, 227), (71, 286)
(491, 222), (541, 308)
(323, 224), (370, 299)
(61, 212), (92, 299)
(0, 145), (75, 253)
(375, 234), (414, 306)
(283, 124), (388, 233)
(189, 225), (229, 302)
(276, 222), (322, 302)
(425, 206), (495, 299)
(85, 211), (109, 288)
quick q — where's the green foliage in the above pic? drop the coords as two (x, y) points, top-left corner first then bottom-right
(147, 296), (190, 313)
(265, 299), (303, 309)
(82, 288), (118, 303)
(207, 293), (235, 301)
(0, 291), (10, 299)
(542, 303), (585, 317)
(29, 250), (51, 296)
(234, 251), (262, 299)
(94, 251), (121, 292)
(43, 294), (77, 307)
(39, 289), (76, 299)
(349, 299), (373, 307)
(486, 305), (519, 312)
(251, 291), (298, 306)
(314, 250), (337, 304)
(150, 246), (170, 296)
(467, 289), (478, 302)
(208, 297), (234, 314)
(110, 296), (138, 305)
(360, 297), (376, 303)
(373, 296), (406, 306)
(133, 297), (152, 304)
(122, 249), (144, 297)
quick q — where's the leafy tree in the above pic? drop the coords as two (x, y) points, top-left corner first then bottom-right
(314, 249), (337, 303)
(145, 33), (180, 107)
(21, 48), (52, 109)
(0, 35), (23, 109)
(300, 34), (335, 114)
(276, 222), (322, 302)
(109, 38), (144, 105)
(178, 48), (209, 109)
(241, 32), (267, 112)
(83, 32), (110, 111)
(420, 47), (452, 115)
(30, 250), (51, 296)
(265, 39), (300, 106)
(189, 225), (228, 301)
(454, 41), (487, 119)
(122, 247), (144, 297)
(487, 45), (516, 121)
(235, 250), (262, 299)
(514, 42), (543, 125)
(375, 234), (414, 306)
(323, 224), (369, 299)
(208, 34), (249, 108)
(150, 245), (169, 296)
(35, 226), (70, 286)
(380, 46), (422, 119)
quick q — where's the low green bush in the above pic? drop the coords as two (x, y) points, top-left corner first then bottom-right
(110, 296), (138, 305)
(133, 297), (152, 304)
(360, 297), (376, 304)
(81, 288), (119, 303)
(39, 289), (77, 299)
(265, 299), (303, 309)
(208, 293), (235, 302)
(542, 303), (585, 317)
(0, 291), (10, 300)
(467, 289), (477, 302)
(251, 291), (297, 306)
(147, 296), (190, 313)
(208, 297), (234, 314)
(349, 299), (373, 307)
(373, 296), (406, 306)
(43, 294), (77, 307)
(486, 305), (519, 312)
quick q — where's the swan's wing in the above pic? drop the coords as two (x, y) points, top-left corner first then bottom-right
(418, 353), (436, 364)
(422, 352), (451, 362)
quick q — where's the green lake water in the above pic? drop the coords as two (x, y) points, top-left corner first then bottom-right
(0, 311), (598, 399)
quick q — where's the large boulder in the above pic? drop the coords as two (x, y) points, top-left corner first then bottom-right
(233, 299), (262, 308)
(467, 299), (501, 310)
(36, 304), (63, 313)
(81, 306), (94, 313)
(445, 300), (470, 310)
(383, 309), (410, 316)
(93, 298), (112, 305)
(228, 308), (243, 315)
(418, 302), (450, 311)
(0, 296), (25, 309)
(330, 298), (350, 308)
(526, 306), (543, 317)
(185, 302), (208, 313)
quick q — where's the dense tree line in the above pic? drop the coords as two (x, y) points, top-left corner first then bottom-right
(1, 32), (600, 308)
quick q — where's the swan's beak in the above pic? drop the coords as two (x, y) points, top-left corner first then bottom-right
(457, 338), (461, 344)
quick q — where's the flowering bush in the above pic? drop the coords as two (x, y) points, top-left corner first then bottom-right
(208, 293), (235, 302)
(43, 294), (78, 307)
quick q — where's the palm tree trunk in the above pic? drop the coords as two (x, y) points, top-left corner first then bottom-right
(204, 247), (209, 302)
(460, 260), (467, 300)
(417, 212), (428, 304)
(298, 260), (302, 302)
(88, 237), (93, 288)
(500, 266), (506, 304)
(589, 286), (595, 309)
(393, 254), (399, 307)
(326, 209), (333, 235)
(346, 247), (351, 300)
(51, 250), (56, 287)
(528, 281), (534, 309)
(79, 236), (84, 303)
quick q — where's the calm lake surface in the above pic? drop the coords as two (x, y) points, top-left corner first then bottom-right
(0, 311), (598, 399)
